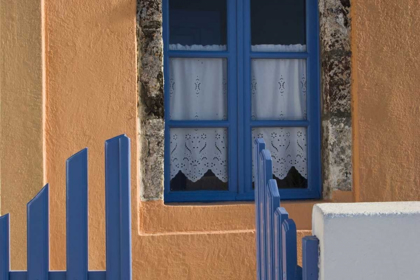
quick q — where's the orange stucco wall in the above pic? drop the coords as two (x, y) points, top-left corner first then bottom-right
(352, 0), (420, 202)
(0, 0), (46, 269)
(2, 0), (420, 278)
(45, 0), (138, 270)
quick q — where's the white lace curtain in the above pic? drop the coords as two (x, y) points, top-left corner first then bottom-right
(169, 44), (307, 183)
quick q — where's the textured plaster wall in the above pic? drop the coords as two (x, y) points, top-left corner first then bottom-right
(46, 0), (138, 269)
(352, 0), (420, 201)
(0, 0), (45, 269)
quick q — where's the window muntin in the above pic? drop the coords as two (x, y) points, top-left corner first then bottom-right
(164, 0), (320, 202)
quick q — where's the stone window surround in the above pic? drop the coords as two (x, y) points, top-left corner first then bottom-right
(137, 0), (352, 201)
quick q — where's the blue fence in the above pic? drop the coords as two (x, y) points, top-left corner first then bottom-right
(255, 138), (319, 280)
(0, 135), (132, 280)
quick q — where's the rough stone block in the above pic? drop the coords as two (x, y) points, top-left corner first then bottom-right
(319, 0), (351, 53)
(140, 119), (164, 200)
(322, 53), (351, 115)
(322, 116), (352, 196)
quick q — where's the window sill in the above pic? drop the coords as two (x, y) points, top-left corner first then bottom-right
(139, 190), (354, 234)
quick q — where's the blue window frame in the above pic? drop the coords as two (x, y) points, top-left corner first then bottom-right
(163, 0), (321, 202)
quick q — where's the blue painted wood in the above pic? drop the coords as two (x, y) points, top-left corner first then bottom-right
(66, 148), (88, 280)
(87, 271), (107, 280)
(27, 184), (49, 280)
(254, 138), (265, 280)
(306, 0), (322, 200)
(165, 191), (237, 203)
(9, 271), (106, 280)
(266, 180), (280, 280)
(226, 0), (238, 196)
(302, 236), (319, 280)
(4, 136), (134, 280)
(282, 219), (297, 280)
(168, 50), (229, 58)
(168, 120), (230, 128)
(242, 0), (252, 197)
(261, 149), (273, 279)
(118, 136), (132, 280)
(274, 207), (289, 280)
(250, 52), (309, 59)
(163, 0), (321, 202)
(105, 135), (132, 280)
(250, 120), (310, 127)
(257, 149), (266, 280)
(0, 214), (10, 280)
(242, 0), (322, 200)
(163, 0), (239, 203)
(162, 0), (170, 201)
(237, 0), (245, 197)
(9, 272), (26, 280)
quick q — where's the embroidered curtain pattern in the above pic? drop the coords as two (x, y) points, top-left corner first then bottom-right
(169, 44), (307, 183)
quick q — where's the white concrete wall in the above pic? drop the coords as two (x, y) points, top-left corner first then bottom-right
(313, 202), (420, 280)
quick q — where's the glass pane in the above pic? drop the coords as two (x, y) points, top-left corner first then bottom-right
(252, 59), (307, 120)
(170, 58), (227, 120)
(170, 128), (228, 191)
(252, 127), (307, 189)
(169, 0), (227, 50)
(251, 0), (306, 52)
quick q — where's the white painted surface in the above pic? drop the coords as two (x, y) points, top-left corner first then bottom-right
(312, 202), (420, 280)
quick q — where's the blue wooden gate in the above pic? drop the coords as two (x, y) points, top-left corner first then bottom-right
(0, 135), (132, 280)
(255, 138), (319, 280)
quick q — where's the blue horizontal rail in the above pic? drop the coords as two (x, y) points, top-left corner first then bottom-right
(168, 120), (230, 128)
(9, 271), (106, 280)
(250, 52), (309, 59)
(168, 50), (230, 58)
(250, 120), (309, 127)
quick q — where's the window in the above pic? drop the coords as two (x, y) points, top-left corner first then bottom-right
(163, 0), (321, 202)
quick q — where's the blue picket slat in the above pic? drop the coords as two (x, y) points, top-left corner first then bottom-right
(3, 136), (135, 280)
(254, 138), (265, 280)
(302, 236), (319, 280)
(105, 135), (132, 280)
(66, 148), (88, 280)
(274, 207), (289, 280)
(273, 207), (289, 280)
(255, 138), (320, 280)
(118, 136), (132, 280)
(266, 180), (280, 280)
(261, 149), (273, 279)
(0, 214), (10, 280)
(27, 184), (49, 280)
(282, 219), (297, 280)
(258, 148), (272, 279)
